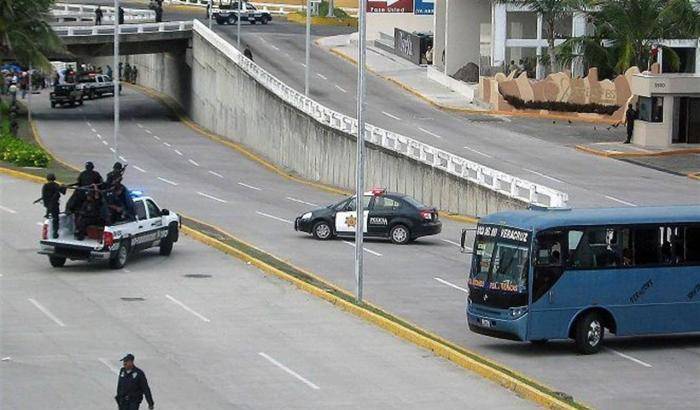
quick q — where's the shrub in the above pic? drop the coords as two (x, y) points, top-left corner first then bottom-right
(502, 94), (620, 116)
(0, 134), (50, 167)
(318, 1), (350, 18)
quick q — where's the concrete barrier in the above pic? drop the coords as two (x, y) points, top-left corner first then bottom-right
(104, 21), (567, 216)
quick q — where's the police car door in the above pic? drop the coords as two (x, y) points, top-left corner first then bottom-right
(335, 195), (371, 235)
(367, 195), (400, 236)
(143, 199), (166, 248)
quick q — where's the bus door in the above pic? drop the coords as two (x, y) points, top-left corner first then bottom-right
(528, 230), (569, 340)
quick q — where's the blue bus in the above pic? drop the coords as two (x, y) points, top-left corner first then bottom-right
(463, 206), (700, 354)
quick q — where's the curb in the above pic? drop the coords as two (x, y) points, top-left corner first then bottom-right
(688, 172), (700, 181)
(327, 47), (620, 125)
(125, 83), (480, 224)
(1, 166), (583, 409)
(575, 144), (700, 159)
(286, 13), (357, 28)
(178, 214), (586, 410)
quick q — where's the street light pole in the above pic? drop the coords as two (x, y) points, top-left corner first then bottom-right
(304, 0), (310, 95)
(27, 64), (32, 123)
(113, 0), (120, 162)
(354, 0), (367, 303)
(208, 0), (212, 29)
(237, 0), (241, 49)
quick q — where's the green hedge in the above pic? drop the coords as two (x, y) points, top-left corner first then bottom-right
(502, 94), (619, 116)
(0, 102), (50, 167)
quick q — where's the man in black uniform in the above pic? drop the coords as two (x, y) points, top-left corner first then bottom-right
(116, 354), (154, 410)
(625, 104), (637, 144)
(105, 162), (125, 188)
(41, 173), (66, 238)
(106, 183), (135, 223)
(67, 162), (104, 214)
(75, 187), (108, 240)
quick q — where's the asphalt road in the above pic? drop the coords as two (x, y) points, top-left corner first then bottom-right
(0, 174), (535, 410)
(27, 82), (700, 409)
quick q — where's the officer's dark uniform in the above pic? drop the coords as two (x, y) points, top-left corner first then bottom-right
(105, 162), (124, 189)
(41, 175), (66, 238)
(116, 365), (154, 410)
(75, 192), (108, 240)
(67, 162), (104, 214)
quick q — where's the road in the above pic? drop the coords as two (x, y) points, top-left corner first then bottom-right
(0, 174), (533, 410)
(28, 79), (700, 409)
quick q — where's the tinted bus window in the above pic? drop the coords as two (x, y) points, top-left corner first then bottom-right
(686, 226), (700, 263)
(567, 228), (620, 269)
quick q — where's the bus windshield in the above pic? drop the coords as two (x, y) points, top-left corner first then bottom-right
(470, 225), (531, 293)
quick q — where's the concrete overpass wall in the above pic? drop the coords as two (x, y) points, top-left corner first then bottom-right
(97, 22), (567, 216)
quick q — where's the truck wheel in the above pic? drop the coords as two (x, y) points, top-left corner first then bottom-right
(70, 99), (75, 107)
(109, 241), (130, 269)
(574, 312), (604, 354)
(228, 15), (236, 24)
(390, 224), (410, 245)
(312, 221), (333, 240)
(261, 16), (269, 24)
(250, 19), (256, 24)
(51, 102), (56, 108)
(78, 99), (84, 106)
(88, 89), (95, 100)
(159, 224), (178, 256)
(49, 256), (66, 268)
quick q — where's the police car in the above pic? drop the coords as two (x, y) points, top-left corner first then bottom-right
(38, 192), (180, 269)
(294, 189), (442, 244)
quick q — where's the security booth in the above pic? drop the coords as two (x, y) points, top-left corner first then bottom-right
(630, 73), (700, 147)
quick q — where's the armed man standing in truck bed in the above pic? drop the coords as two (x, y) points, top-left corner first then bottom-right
(116, 354), (154, 410)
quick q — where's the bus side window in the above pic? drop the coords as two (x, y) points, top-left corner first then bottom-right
(567, 228), (621, 269)
(687, 226), (700, 263)
(633, 227), (661, 265)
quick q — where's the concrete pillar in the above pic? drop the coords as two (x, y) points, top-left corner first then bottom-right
(657, 48), (663, 73)
(434, 0), (447, 71)
(695, 41), (700, 74)
(535, 14), (544, 79)
(445, 0), (490, 76)
(571, 12), (586, 77)
(491, 3), (506, 68)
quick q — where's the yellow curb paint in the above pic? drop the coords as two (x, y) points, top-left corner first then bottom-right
(286, 13), (357, 28)
(0, 167), (46, 184)
(575, 144), (700, 158)
(180, 218), (583, 410)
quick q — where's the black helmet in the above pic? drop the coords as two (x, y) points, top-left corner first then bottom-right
(46, 173), (56, 181)
(85, 161), (94, 170)
(113, 161), (123, 170)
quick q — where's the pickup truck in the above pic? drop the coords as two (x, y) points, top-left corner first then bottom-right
(213, 2), (272, 25)
(50, 84), (84, 108)
(77, 74), (121, 100)
(39, 194), (180, 269)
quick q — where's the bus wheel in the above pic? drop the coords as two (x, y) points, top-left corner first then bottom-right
(575, 312), (604, 354)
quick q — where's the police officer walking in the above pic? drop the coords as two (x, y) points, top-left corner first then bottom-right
(115, 354), (155, 410)
(40, 173), (66, 239)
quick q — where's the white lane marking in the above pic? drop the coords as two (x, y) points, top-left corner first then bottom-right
(341, 240), (382, 257)
(163, 142), (171, 147)
(98, 358), (119, 375)
(270, 45), (280, 51)
(463, 146), (493, 158)
(334, 84), (347, 93)
(208, 170), (224, 178)
(90, 128), (97, 133)
(133, 166), (146, 173)
(157, 177), (178, 186)
(136, 123), (144, 128)
(285, 197), (318, 207)
(165, 294), (211, 323)
(606, 348), (652, 368)
(102, 140), (109, 146)
(197, 191), (228, 203)
(316, 73), (327, 80)
(605, 195), (637, 207)
(28, 298), (66, 327)
(523, 168), (563, 184)
(173, 149), (183, 156)
(96, 133), (103, 139)
(0, 205), (17, 214)
(434, 277), (469, 294)
(153, 135), (161, 141)
(256, 211), (293, 224)
(238, 182), (262, 191)
(258, 352), (320, 390)
(381, 111), (401, 121)
(418, 127), (443, 139)
(109, 148), (116, 153)
(144, 129), (152, 134)
(441, 238), (472, 250)
(119, 156), (127, 163)
(188, 159), (200, 167)
(86, 121), (92, 127)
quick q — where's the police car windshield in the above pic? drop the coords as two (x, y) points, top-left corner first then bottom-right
(337, 195), (371, 211)
(470, 225), (531, 293)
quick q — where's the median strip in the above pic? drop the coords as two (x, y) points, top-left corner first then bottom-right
(179, 214), (588, 410)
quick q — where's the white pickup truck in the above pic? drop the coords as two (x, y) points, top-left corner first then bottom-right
(77, 73), (121, 100)
(213, 2), (272, 25)
(39, 194), (180, 269)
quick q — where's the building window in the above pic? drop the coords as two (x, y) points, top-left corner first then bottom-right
(638, 96), (664, 122)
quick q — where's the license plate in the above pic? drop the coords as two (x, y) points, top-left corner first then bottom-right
(480, 318), (493, 328)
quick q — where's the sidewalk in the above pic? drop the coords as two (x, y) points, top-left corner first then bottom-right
(317, 34), (487, 112)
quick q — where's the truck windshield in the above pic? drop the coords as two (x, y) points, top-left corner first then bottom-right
(470, 225), (531, 293)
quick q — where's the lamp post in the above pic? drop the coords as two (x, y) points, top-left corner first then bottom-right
(113, 0), (120, 162)
(354, 0), (367, 303)
(304, 0), (311, 95)
(237, 0), (241, 49)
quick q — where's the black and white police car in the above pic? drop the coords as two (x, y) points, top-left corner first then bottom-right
(294, 188), (442, 244)
(39, 191), (180, 269)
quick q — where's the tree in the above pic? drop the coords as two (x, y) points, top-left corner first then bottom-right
(0, 0), (63, 71)
(494, 0), (587, 73)
(558, 0), (700, 75)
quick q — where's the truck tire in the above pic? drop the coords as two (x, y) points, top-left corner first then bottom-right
(159, 224), (178, 256)
(574, 312), (604, 354)
(49, 256), (66, 268)
(109, 241), (130, 269)
(250, 19), (256, 24)
(261, 15), (270, 24)
(78, 98), (84, 106)
(51, 102), (56, 108)
(228, 15), (236, 24)
(88, 89), (95, 100)
(390, 224), (410, 245)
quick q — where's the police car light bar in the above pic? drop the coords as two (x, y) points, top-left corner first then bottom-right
(129, 189), (144, 198)
(370, 187), (386, 196)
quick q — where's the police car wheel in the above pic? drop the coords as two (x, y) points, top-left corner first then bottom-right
(312, 221), (333, 240)
(228, 15), (236, 24)
(109, 241), (130, 269)
(49, 256), (66, 268)
(389, 224), (410, 245)
(261, 16), (269, 24)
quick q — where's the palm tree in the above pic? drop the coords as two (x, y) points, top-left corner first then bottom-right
(0, 0), (63, 71)
(558, 0), (700, 75)
(494, 0), (587, 73)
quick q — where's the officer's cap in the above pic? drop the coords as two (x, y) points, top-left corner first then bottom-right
(85, 161), (94, 170)
(121, 353), (135, 362)
(113, 162), (123, 170)
(46, 173), (56, 181)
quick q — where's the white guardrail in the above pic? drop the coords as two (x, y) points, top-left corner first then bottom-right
(192, 20), (568, 208)
(167, 0), (358, 16)
(53, 3), (156, 22)
(53, 21), (192, 36)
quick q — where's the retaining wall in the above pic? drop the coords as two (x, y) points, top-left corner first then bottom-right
(106, 23), (556, 217)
